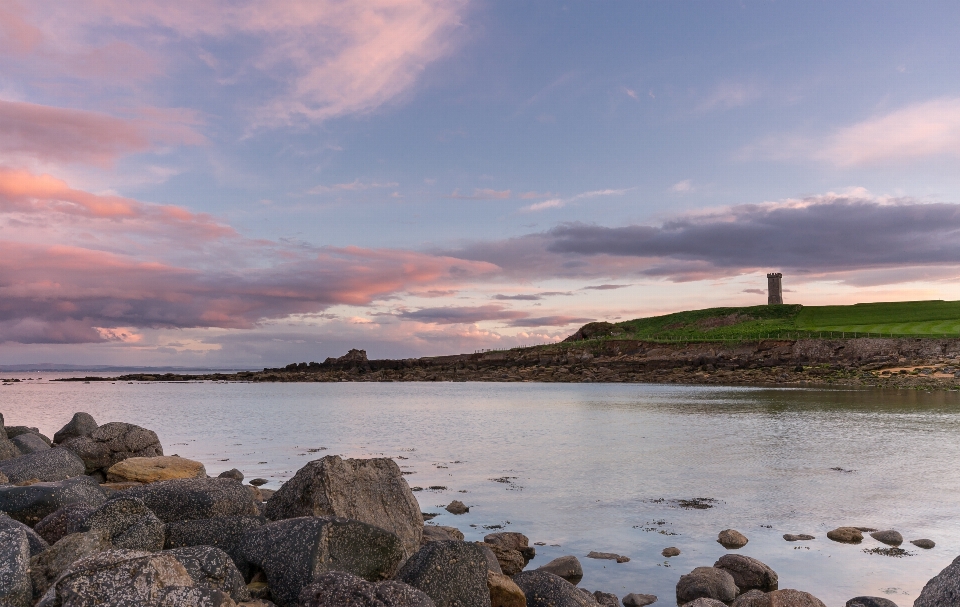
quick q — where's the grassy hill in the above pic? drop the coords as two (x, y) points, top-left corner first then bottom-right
(572, 300), (960, 342)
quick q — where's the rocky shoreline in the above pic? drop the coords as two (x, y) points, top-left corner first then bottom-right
(48, 337), (960, 390)
(1, 411), (959, 606)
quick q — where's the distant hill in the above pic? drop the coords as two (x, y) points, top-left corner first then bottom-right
(565, 300), (960, 342)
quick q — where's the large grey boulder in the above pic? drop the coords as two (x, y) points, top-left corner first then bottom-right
(714, 554), (778, 592)
(53, 413), (98, 445)
(397, 541), (490, 607)
(167, 545), (250, 603)
(4, 426), (51, 444)
(916, 554), (960, 607)
(121, 477), (260, 522)
(82, 496), (165, 551)
(0, 476), (106, 525)
(34, 503), (96, 545)
(0, 448), (86, 483)
(164, 515), (264, 580)
(512, 571), (599, 607)
(846, 597), (899, 607)
(11, 432), (50, 454)
(59, 422), (163, 476)
(731, 589), (767, 607)
(0, 527), (33, 607)
(0, 512), (49, 556)
(28, 530), (112, 600)
(240, 516), (405, 607)
(751, 590), (826, 607)
(682, 600), (727, 607)
(35, 549), (198, 607)
(676, 567), (738, 605)
(264, 455), (423, 560)
(300, 570), (435, 607)
(537, 555), (583, 585)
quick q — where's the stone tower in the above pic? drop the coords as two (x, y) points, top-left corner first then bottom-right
(767, 273), (783, 305)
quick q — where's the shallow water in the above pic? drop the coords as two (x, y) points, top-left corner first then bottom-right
(4, 378), (959, 606)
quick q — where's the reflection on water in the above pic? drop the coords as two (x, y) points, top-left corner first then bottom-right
(5, 380), (959, 605)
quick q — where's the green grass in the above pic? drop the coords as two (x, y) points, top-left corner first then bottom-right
(575, 300), (960, 342)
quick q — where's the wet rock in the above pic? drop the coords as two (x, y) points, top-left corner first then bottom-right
(263, 455), (423, 560)
(59, 421), (163, 476)
(682, 600), (727, 607)
(755, 589), (827, 607)
(662, 547), (681, 557)
(53, 413), (98, 444)
(34, 503), (95, 545)
(513, 570), (599, 607)
(782, 534), (815, 542)
(488, 571), (524, 607)
(484, 532), (535, 564)
(485, 543), (526, 577)
(106, 455), (207, 483)
(0, 512), (49, 556)
(731, 589), (766, 607)
(219, 469), (244, 482)
(298, 570), (435, 607)
(396, 540), (489, 607)
(869, 530), (903, 546)
(717, 529), (749, 549)
(35, 548), (197, 607)
(587, 551), (629, 563)
(623, 593), (658, 607)
(845, 597), (899, 607)
(537, 555), (583, 585)
(168, 545), (251, 603)
(915, 554), (960, 607)
(675, 567), (738, 604)
(714, 554), (778, 592)
(827, 527), (863, 543)
(28, 530), (112, 599)
(239, 516), (404, 607)
(165, 515), (264, 580)
(593, 591), (619, 607)
(0, 448), (86, 483)
(0, 527), (32, 607)
(82, 495), (165, 551)
(445, 500), (469, 514)
(11, 432), (50, 454)
(911, 538), (935, 549)
(0, 476), (106, 525)
(122, 477), (260, 522)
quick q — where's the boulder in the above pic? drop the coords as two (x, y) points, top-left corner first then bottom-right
(152, 586), (239, 606)
(0, 527), (32, 607)
(675, 567), (738, 604)
(593, 591), (619, 607)
(537, 555), (583, 585)
(915, 554), (960, 607)
(435, 526), (464, 541)
(34, 503), (96, 545)
(298, 570), (435, 607)
(845, 598), (899, 607)
(263, 456), (423, 560)
(28, 530), (112, 599)
(662, 547), (681, 557)
(717, 529), (749, 549)
(488, 571), (525, 607)
(397, 540), (490, 607)
(587, 551), (629, 563)
(11, 432), (50, 454)
(485, 542), (525, 576)
(827, 527), (863, 543)
(623, 593), (657, 607)
(106, 456), (207, 483)
(122, 477), (260, 522)
(167, 545), (251, 603)
(82, 495), (165, 551)
(782, 534), (815, 542)
(754, 589), (827, 607)
(219, 469), (244, 482)
(0, 438), (20, 462)
(714, 554), (778, 592)
(911, 539), (935, 549)
(0, 476), (106, 525)
(512, 571), (598, 607)
(445, 500), (469, 515)
(0, 448), (86, 483)
(164, 515), (265, 580)
(35, 549), (198, 607)
(5, 426), (51, 444)
(484, 532), (535, 564)
(475, 542), (502, 574)
(732, 589), (767, 607)
(0, 512), (49, 556)
(53, 413), (98, 444)
(59, 421), (163, 476)
(682, 600), (727, 607)
(239, 516), (405, 607)
(868, 530), (903, 546)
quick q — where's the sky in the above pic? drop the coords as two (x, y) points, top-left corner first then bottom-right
(3, 0), (960, 367)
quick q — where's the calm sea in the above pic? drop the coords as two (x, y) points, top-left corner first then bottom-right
(4, 378), (959, 606)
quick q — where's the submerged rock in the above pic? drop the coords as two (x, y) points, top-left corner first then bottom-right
(0, 448), (86, 483)
(827, 527), (863, 543)
(783, 534), (815, 542)
(106, 455), (207, 483)
(587, 551), (629, 563)
(396, 540), (489, 607)
(537, 555), (583, 585)
(676, 567), (738, 605)
(915, 554), (960, 607)
(299, 570), (435, 607)
(714, 554), (778, 592)
(717, 529), (749, 549)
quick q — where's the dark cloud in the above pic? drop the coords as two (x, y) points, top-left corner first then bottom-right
(506, 316), (593, 327)
(396, 304), (528, 324)
(583, 284), (631, 290)
(494, 294), (543, 300)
